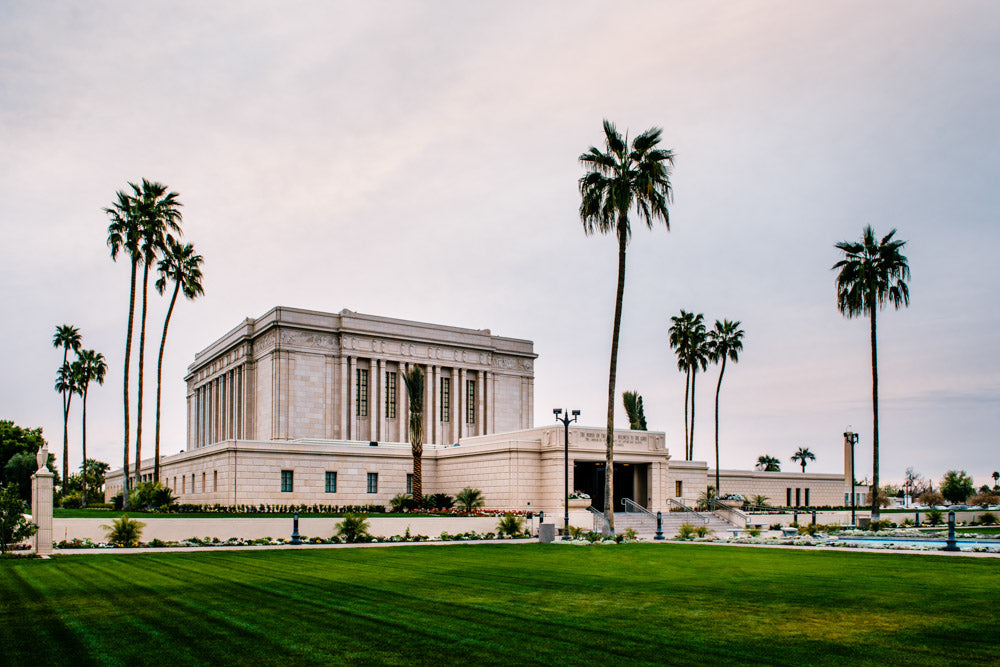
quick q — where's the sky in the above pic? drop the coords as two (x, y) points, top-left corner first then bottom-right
(1, 1), (998, 490)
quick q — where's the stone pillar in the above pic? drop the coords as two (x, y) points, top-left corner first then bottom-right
(458, 368), (466, 441)
(348, 356), (356, 440)
(31, 444), (54, 556)
(339, 355), (348, 440)
(431, 365), (440, 445)
(477, 370), (485, 436)
(372, 358), (381, 441)
(400, 363), (409, 444)
(425, 364), (434, 445)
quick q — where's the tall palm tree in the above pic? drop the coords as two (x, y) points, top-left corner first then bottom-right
(833, 225), (910, 521)
(52, 324), (81, 485)
(579, 119), (674, 532)
(708, 319), (744, 494)
(73, 350), (107, 506)
(106, 185), (142, 506)
(622, 390), (647, 430)
(153, 237), (204, 482)
(401, 365), (425, 503)
(54, 362), (78, 487)
(755, 455), (781, 472)
(132, 180), (183, 483)
(791, 446), (816, 473)
(685, 316), (710, 461)
(668, 310), (695, 457)
(993, 471), (999, 490)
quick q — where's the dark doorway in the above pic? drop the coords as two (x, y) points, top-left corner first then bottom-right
(573, 461), (646, 512)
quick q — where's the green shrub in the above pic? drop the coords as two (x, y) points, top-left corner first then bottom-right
(336, 514), (371, 543)
(868, 520), (892, 532)
(769, 523), (782, 531)
(1, 484), (37, 554)
(978, 512), (997, 526)
(128, 482), (176, 511)
(677, 523), (695, 539)
(102, 515), (145, 547)
(60, 492), (83, 509)
(455, 487), (485, 512)
(567, 525), (587, 540)
(425, 493), (454, 510)
(496, 513), (524, 537)
(798, 524), (819, 536)
(695, 525), (710, 538)
(748, 528), (761, 537)
(390, 493), (412, 512)
(926, 509), (943, 526)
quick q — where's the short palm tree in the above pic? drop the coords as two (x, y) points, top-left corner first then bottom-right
(133, 180), (183, 482)
(73, 350), (107, 506)
(833, 225), (910, 521)
(106, 186), (142, 505)
(154, 237), (204, 481)
(52, 324), (81, 485)
(622, 390), (647, 430)
(580, 120), (674, 532)
(401, 365), (425, 503)
(708, 319), (744, 494)
(455, 487), (485, 512)
(756, 455), (781, 472)
(791, 447), (816, 473)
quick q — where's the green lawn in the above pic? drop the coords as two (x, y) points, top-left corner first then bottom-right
(1, 544), (996, 665)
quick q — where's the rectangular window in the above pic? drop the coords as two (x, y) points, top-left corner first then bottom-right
(675, 480), (683, 497)
(367, 472), (378, 494)
(192, 474), (195, 493)
(325, 471), (337, 493)
(795, 488), (801, 506)
(466, 379), (476, 424)
(281, 470), (294, 493)
(182, 476), (186, 493)
(356, 368), (369, 417)
(213, 470), (218, 492)
(407, 473), (413, 495)
(385, 372), (397, 419)
(786, 488), (792, 506)
(440, 377), (450, 422)
(845, 492), (849, 505)
(202, 472), (206, 494)
(805, 488), (810, 506)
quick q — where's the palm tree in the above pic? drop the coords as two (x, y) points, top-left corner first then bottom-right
(833, 226), (910, 521)
(54, 362), (78, 487)
(579, 120), (674, 532)
(153, 238), (204, 482)
(73, 350), (107, 507)
(708, 319), (744, 494)
(791, 447), (816, 473)
(132, 180), (183, 483)
(106, 186), (142, 506)
(668, 310), (694, 456)
(622, 391), (647, 430)
(52, 325), (81, 485)
(401, 365), (425, 503)
(993, 471), (999, 491)
(756, 455), (781, 472)
(455, 487), (485, 512)
(685, 315), (710, 460)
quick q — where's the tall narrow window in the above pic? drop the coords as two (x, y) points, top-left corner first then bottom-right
(440, 377), (450, 422)
(202, 472), (206, 494)
(786, 488), (792, 506)
(675, 480), (682, 497)
(213, 470), (218, 492)
(795, 488), (801, 506)
(466, 379), (476, 424)
(356, 368), (369, 417)
(407, 473), (413, 495)
(325, 471), (337, 493)
(805, 488), (810, 506)
(367, 472), (378, 494)
(281, 470), (294, 492)
(385, 371), (397, 419)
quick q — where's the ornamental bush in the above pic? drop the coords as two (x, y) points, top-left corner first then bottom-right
(336, 514), (371, 543)
(102, 515), (145, 547)
(0, 483), (37, 554)
(496, 513), (524, 537)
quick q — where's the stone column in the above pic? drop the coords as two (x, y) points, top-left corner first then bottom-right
(400, 363), (409, 444)
(458, 368), (466, 442)
(425, 364), (434, 445)
(372, 358), (381, 441)
(31, 444), (54, 555)
(348, 356), (357, 440)
(431, 365), (440, 445)
(477, 370), (485, 436)
(339, 355), (348, 440)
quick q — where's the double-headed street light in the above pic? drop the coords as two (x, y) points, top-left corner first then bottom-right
(554, 408), (580, 538)
(844, 428), (859, 527)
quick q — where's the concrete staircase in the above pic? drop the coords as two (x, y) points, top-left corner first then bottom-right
(613, 510), (735, 538)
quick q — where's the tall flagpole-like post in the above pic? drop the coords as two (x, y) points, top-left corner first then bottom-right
(554, 408), (579, 539)
(844, 429), (859, 528)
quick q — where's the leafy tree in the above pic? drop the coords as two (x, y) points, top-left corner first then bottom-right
(455, 487), (485, 512)
(52, 325), (81, 485)
(708, 319), (743, 493)
(0, 421), (47, 486)
(401, 365), (425, 503)
(0, 484), (37, 554)
(970, 491), (999, 507)
(73, 349), (107, 507)
(622, 391), (647, 430)
(919, 490), (944, 507)
(3, 452), (53, 502)
(336, 514), (371, 543)
(579, 119), (674, 531)
(756, 455), (781, 472)
(940, 470), (975, 504)
(833, 225), (910, 521)
(132, 180), (183, 483)
(102, 514), (145, 547)
(154, 237), (204, 481)
(791, 447), (816, 473)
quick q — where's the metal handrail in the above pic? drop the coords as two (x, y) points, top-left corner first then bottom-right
(620, 497), (656, 518)
(709, 500), (748, 527)
(666, 497), (711, 524)
(587, 506), (609, 533)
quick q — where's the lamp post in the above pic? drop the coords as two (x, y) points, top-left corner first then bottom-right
(844, 429), (859, 527)
(554, 408), (580, 539)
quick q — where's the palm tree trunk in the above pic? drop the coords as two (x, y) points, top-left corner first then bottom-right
(870, 308), (879, 521)
(135, 262), (150, 483)
(683, 367), (690, 460)
(603, 231), (627, 533)
(714, 357), (726, 495)
(62, 393), (71, 490)
(81, 384), (88, 508)
(154, 281), (181, 483)
(689, 368), (698, 461)
(413, 450), (422, 502)
(123, 257), (138, 508)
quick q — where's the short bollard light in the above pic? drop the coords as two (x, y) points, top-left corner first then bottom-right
(942, 510), (959, 552)
(811, 510), (817, 526)
(291, 510), (301, 545)
(654, 511), (665, 541)
(793, 510), (799, 525)
(915, 509), (921, 526)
